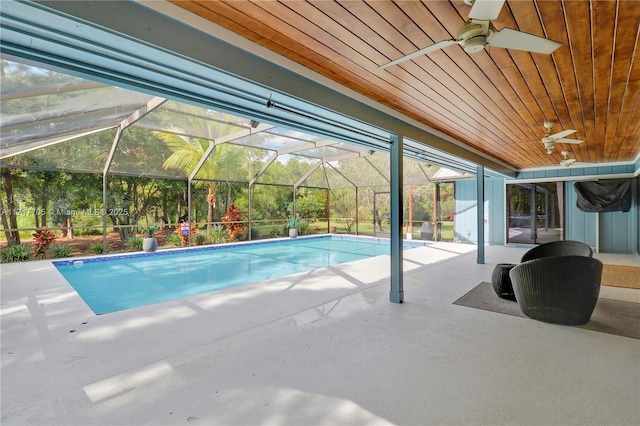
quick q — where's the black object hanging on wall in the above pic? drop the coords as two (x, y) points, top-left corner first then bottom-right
(574, 179), (632, 212)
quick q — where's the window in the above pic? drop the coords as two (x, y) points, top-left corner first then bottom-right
(507, 182), (563, 244)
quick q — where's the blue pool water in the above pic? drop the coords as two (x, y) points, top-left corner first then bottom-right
(54, 236), (425, 314)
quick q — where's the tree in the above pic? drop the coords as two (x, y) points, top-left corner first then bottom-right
(23, 170), (60, 228)
(158, 133), (247, 229)
(1, 168), (22, 245)
(50, 172), (102, 239)
(293, 188), (326, 220)
(330, 188), (357, 232)
(107, 176), (160, 243)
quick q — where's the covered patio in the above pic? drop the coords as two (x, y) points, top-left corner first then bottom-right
(2, 243), (638, 425)
(1, 1), (639, 425)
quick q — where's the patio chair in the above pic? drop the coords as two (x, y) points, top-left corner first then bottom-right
(509, 255), (603, 325)
(520, 240), (593, 263)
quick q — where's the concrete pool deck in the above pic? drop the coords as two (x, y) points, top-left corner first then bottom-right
(1, 242), (639, 425)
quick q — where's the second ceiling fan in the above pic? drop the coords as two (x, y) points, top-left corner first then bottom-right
(537, 121), (583, 154)
(379, 0), (562, 70)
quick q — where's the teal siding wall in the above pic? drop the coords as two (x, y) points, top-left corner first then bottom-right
(565, 179), (637, 253)
(637, 176), (640, 254)
(454, 177), (504, 245)
(455, 166), (638, 253)
(564, 182), (597, 247)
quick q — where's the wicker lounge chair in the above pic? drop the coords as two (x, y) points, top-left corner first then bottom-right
(509, 255), (603, 325)
(520, 240), (593, 262)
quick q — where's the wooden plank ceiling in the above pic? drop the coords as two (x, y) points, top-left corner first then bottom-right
(171, 0), (639, 171)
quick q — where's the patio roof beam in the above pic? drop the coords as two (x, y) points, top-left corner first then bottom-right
(294, 161), (323, 189)
(326, 163), (357, 188)
(0, 81), (107, 101)
(418, 163), (433, 183)
(321, 152), (364, 163)
(0, 125), (116, 160)
(2, 107), (131, 133)
(275, 143), (315, 156)
(364, 157), (391, 184)
(249, 152), (278, 186)
(190, 123), (276, 181)
(119, 96), (167, 129)
(188, 141), (216, 182)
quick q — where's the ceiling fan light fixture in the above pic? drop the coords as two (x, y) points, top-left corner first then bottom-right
(543, 141), (555, 154)
(463, 35), (487, 53)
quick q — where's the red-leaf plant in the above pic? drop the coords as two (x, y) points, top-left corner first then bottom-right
(221, 204), (244, 240)
(32, 228), (57, 258)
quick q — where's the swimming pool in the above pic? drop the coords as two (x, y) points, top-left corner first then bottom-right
(54, 235), (426, 314)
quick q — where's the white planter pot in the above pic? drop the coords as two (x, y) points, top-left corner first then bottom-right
(142, 237), (158, 252)
(289, 228), (298, 238)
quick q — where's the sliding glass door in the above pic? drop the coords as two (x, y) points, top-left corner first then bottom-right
(507, 182), (564, 244)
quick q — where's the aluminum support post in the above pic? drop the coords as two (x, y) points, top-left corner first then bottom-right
(476, 165), (485, 264)
(390, 134), (404, 303)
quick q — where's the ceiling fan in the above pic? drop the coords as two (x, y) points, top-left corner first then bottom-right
(379, 0), (562, 70)
(559, 151), (576, 167)
(538, 121), (584, 154)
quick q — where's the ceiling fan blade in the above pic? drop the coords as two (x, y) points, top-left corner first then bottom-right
(468, 0), (505, 21)
(378, 40), (458, 70)
(550, 129), (577, 139)
(556, 138), (584, 144)
(489, 28), (562, 54)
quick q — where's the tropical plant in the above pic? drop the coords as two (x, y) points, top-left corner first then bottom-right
(209, 224), (227, 244)
(222, 204), (244, 240)
(297, 219), (311, 236)
(163, 233), (182, 247)
(1, 244), (29, 262)
(51, 244), (72, 258)
(127, 236), (144, 251)
(32, 228), (57, 258)
(286, 216), (298, 228)
(193, 231), (208, 245)
(89, 242), (107, 254)
(176, 223), (198, 246)
(139, 223), (160, 238)
(157, 130), (248, 230)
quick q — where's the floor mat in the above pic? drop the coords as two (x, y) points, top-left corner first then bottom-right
(454, 282), (640, 339)
(602, 264), (640, 289)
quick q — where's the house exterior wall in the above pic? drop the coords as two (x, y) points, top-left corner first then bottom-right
(454, 164), (639, 253)
(454, 177), (505, 245)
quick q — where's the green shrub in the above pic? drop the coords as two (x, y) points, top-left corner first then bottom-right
(1, 244), (30, 262)
(127, 236), (143, 251)
(89, 242), (107, 254)
(52, 244), (72, 258)
(297, 219), (311, 236)
(193, 231), (208, 245)
(209, 224), (227, 244)
(163, 233), (181, 247)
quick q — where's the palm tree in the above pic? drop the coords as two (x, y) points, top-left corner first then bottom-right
(157, 131), (245, 229)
